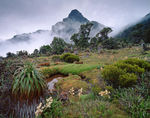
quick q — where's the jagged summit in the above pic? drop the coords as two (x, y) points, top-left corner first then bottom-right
(68, 9), (88, 22)
(51, 9), (105, 42)
(63, 9), (88, 23)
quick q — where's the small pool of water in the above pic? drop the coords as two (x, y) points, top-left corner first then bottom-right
(46, 74), (67, 93)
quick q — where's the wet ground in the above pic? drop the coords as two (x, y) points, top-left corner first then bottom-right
(46, 74), (67, 93)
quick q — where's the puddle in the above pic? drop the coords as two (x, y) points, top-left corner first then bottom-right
(46, 74), (67, 93)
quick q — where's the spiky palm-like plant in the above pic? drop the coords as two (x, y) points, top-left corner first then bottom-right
(12, 62), (46, 100)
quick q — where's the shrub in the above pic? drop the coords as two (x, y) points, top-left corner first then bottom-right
(115, 62), (144, 74)
(122, 58), (150, 71)
(60, 53), (80, 63)
(60, 53), (72, 61)
(101, 65), (126, 87)
(119, 73), (137, 87)
(12, 62), (46, 100)
(52, 55), (61, 62)
(101, 59), (150, 88)
(65, 55), (79, 63)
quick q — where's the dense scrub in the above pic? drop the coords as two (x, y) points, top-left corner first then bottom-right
(101, 58), (150, 88)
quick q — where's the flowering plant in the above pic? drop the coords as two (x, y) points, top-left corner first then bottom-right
(35, 97), (53, 117)
(99, 90), (110, 98)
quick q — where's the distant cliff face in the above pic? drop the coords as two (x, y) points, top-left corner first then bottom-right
(51, 9), (105, 42)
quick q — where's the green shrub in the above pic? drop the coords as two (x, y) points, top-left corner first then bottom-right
(101, 65), (126, 87)
(119, 73), (137, 87)
(101, 59), (150, 88)
(65, 55), (79, 63)
(123, 58), (150, 71)
(115, 62), (144, 74)
(12, 62), (46, 100)
(60, 53), (80, 63)
(52, 55), (61, 62)
(101, 65), (137, 88)
(60, 53), (72, 61)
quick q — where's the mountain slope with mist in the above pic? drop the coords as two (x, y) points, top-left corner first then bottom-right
(116, 12), (150, 43)
(51, 9), (105, 42)
(0, 9), (105, 56)
(0, 30), (51, 56)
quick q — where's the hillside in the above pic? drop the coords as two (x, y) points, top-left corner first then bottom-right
(116, 12), (150, 44)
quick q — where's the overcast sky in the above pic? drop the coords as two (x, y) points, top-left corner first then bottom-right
(0, 0), (150, 40)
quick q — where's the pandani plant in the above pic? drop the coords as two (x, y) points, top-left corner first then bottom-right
(12, 62), (46, 100)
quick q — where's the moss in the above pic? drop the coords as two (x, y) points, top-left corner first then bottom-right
(55, 75), (89, 93)
(81, 69), (105, 88)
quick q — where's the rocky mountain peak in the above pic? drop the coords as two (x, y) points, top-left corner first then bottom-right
(64, 9), (88, 23)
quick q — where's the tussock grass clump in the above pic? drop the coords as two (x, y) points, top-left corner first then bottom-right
(12, 62), (46, 100)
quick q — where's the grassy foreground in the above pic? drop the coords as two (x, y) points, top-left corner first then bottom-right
(1, 46), (150, 118)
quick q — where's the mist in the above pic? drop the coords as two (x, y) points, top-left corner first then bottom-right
(0, 30), (53, 57)
(0, 0), (150, 56)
